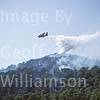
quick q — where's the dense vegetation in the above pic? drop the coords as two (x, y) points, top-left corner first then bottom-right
(0, 66), (100, 100)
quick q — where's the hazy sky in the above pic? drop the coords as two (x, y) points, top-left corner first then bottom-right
(0, 0), (100, 68)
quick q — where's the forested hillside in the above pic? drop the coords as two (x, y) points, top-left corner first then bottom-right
(0, 66), (100, 100)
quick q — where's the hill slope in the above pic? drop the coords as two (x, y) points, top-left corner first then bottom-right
(1, 53), (100, 72)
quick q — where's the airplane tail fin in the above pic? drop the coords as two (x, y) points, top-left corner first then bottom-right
(46, 32), (48, 36)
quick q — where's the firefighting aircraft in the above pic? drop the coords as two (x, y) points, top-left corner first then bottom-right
(38, 32), (48, 38)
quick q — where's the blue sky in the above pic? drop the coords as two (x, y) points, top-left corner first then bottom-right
(0, 0), (100, 68)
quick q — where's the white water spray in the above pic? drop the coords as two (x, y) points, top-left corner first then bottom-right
(45, 32), (100, 54)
